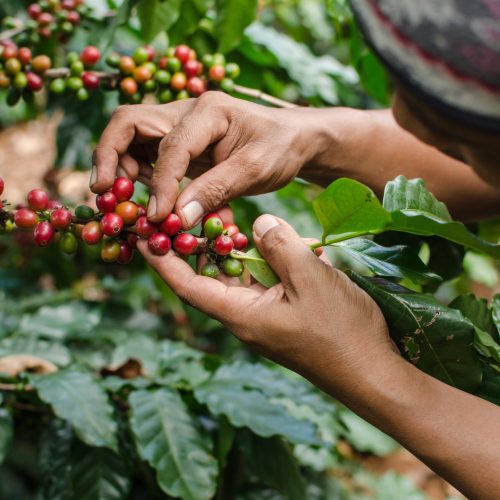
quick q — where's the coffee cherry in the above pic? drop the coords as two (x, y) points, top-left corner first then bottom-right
(1, 45), (17, 61)
(202, 54), (214, 68)
(204, 216), (223, 240)
(174, 45), (190, 64)
(47, 200), (64, 210)
(105, 53), (120, 68)
(202, 212), (219, 226)
(81, 71), (99, 89)
(176, 90), (189, 100)
(158, 88), (173, 103)
(201, 262), (219, 278)
(17, 47), (32, 66)
(0, 72), (10, 89)
(96, 191), (117, 213)
(166, 57), (181, 73)
(209, 65), (225, 82)
(135, 216), (156, 238)
(220, 78), (234, 93)
(50, 207), (72, 230)
(38, 12), (54, 26)
(0, 177), (4, 196)
(76, 87), (89, 100)
(60, 232), (78, 254)
(184, 60), (201, 78)
(115, 201), (139, 224)
(80, 46), (100, 67)
(101, 239), (121, 262)
(133, 46), (149, 65)
(173, 233), (198, 255)
(50, 78), (65, 94)
(32, 55), (52, 73)
(33, 221), (54, 247)
(232, 232), (248, 250)
(81, 220), (102, 244)
(127, 233), (139, 249)
(13, 72), (28, 90)
(70, 60), (84, 76)
(26, 72), (43, 91)
(61, 0), (76, 9)
(75, 204), (94, 220)
(155, 70), (171, 86)
(225, 62), (240, 79)
(170, 72), (186, 91)
(214, 234), (234, 256)
(117, 241), (133, 264)
(148, 232), (171, 256)
(67, 10), (80, 25)
(66, 76), (83, 91)
(187, 77), (206, 97)
(120, 77), (138, 96)
(38, 27), (52, 39)
(159, 213), (182, 236)
(112, 177), (134, 202)
(27, 188), (49, 211)
(5, 58), (21, 75)
(223, 223), (239, 237)
(100, 212), (123, 237)
(14, 208), (38, 228)
(119, 56), (135, 75)
(212, 53), (226, 66)
(133, 65), (152, 84)
(28, 3), (42, 19)
(137, 205), (147, 217)
(223, 258), (244, 277)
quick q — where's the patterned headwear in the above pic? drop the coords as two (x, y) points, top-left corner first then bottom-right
(350, 0), (500, 132)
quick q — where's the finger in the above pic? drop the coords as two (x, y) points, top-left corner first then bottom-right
(252, 214), (320, 292)
(147, 95), (231, 223)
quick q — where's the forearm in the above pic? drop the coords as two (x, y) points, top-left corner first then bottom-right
(296, 108), (500, 221)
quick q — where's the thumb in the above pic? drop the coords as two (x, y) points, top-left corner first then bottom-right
(253, 214), (319, 292)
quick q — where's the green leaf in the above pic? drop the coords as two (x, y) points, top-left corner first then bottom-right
(238, 248), (280, 288)
(129, 388), (218, 500)
(30, 368), (118, 451)
(449, 294), (498, 339)
(336, 239), (441, 285)
(215, 0), (258, 53)
(137, 0), (182, 42)
(0, 337), (71, 366)
(195, 362), (322, 445)
(239, 432), (306, 500)
(474, 328), (500, 364)
(492, 294), (500, 333)
(0, 407), (12, 464)
(476, 362), (500, 405)
(350, 274), (483, 393)
(168, 0), (204, 45)
(313, 178), (391, 242)
(70, 444), (131, 500)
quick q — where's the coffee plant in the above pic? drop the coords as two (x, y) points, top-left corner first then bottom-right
(0, 1), (498, 499)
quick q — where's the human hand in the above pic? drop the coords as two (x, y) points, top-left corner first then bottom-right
(92, 93), (326, 227)
(138, 213), (398, 396)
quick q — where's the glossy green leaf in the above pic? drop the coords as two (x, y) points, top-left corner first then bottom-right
(129, 388), (217, 500)
(0, 337), (71, 366)
(449, 293), (499, 337)
(215, 0), (258, 53)
(350, 274), (482, 393)
(313, 178), (391, 242)
(0, 407), (12, 464)
(31, 368), (118, 451)
(195, 362), (322, 445)
(238, 248), (280, 288)
(137, 0), (182, 42)
(168, 0), (204, 46)
(336, 239), (441, 285)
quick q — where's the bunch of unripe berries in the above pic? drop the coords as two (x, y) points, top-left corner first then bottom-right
(0, 176), (249, 278)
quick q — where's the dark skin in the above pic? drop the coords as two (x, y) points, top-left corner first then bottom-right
(92, 87), (500, 498)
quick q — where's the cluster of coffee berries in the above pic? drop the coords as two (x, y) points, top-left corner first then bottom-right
(105, 44), (240, 104)
(0, 176), (249, 278)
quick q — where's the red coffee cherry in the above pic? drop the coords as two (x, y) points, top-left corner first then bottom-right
(1, 45), (17, 61)
(184, 60), (201, 78)
(115, 201), (139, 225)
(127, 233), (139, 249)
(187, 77), (206, 97)
(31, 55), (52, 73)
(137, 205), (147, 217)
(0, 177), (4, 196)
(67, 11), (80, 25)
(47, 199), (64, 210)
(96, 191), (117, 213)
(17, 47), (32, 66)
(81, 71), (99, 89)
(173, 233), (198, 255)
(133, 65), (152, 84)
(80, 46), (100, 67)
(232, 232), (248, 250)
(159, 213), (182, 236)
(50, 208), (72, 230)
(14, 208), (38, 228)
(82, 221), (102, 244)
(174, 45), (190, 64)
(135, 216), (157, 238)
(33, 221), (54, 247)
(100, 212), (124, 237)
(117, 241), (133, 264)
(26, 72), (43, 91)
(37, 12), (54, 26)
(170, 72), (187, 91)
(112, 177), (134, 202)
(214, 234), (234, 256)
(27, 3), (42, 19)
(148, 232), (171, 256)
(119, 77), (138, 96)
(223, 223), (239, 237)
(209, 65), (225, 82)
(101, 239), (121, 263)
(27, 188), (49, 211)
(61, 0), (76, 9)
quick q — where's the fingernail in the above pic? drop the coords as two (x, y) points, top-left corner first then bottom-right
(89, 166), (97, 187)
(116, 167), (127, 177)
(147, 195), (157, 218)
(254, 214), (278, 238)
(181, 201), (203, 227)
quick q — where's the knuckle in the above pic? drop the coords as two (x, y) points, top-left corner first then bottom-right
(111, 104), (132, 121)
(203, 179), (230, 208)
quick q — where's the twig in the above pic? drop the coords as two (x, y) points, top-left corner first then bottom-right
(45, 68), (119, 81)
(233, 84), (298, 108)
(0, 383), (32, 392)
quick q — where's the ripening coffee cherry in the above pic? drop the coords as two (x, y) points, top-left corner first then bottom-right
(13, 72), (28, 90)
(80, 46), (100, 67)
(187, 77), (206, 97)
(214, 234), (234, 256)
(61, 0), (76, 9)
(75, 204), (94, 220)
(115, 201), (139, 224)
(232, 232), (248, 250)
(31, 55), (51, 73)
(170, 72), (186, 91)
(223, 223), (239, 237)
(14, 208), (38, 228)
(201, 262), (219, 278)
(133, 65), (152, 84)
(27, 188), (49, 211)
(0, 73), (10, 89)
(50, 207), (72, 230)
(135, 216), (157, 238)
(144, 46), (155, 61)
(60, 232), (78, 254)
(5, 58), (22, 75)
(17, 47), (32, 66)
(159, 213), (182, 236)
(0, 177), (4, 196)
(209, 65), (225, 82)
(220, 78), (234, 93)
(174, 45), (190, 64)
(37, 12), (53, 26)
(101, 239), (121, 262)
(183, 60), (201, 78)
(127, 233), (139, 249)
(26, 72), (43, 91)
(148, 232), (171, 256)
(81, 71), (99, 89)
(202, 212), (219, 226)
(117, 241), (133, 264)
(33, 221), (54, 247)
(225, 62), (240, 79)
(96, 191), (117, 213)
(204, 216), (224, 240)
(173, 233), (198, 255)
(118, 56), (135, 75)
(27, 3), (42, 19)
(67, 10), (80, 25)
(120, 77), (138, 96)
(133, 46), (150, 65)
(223, 258), (244, 277)
(112, 177), (134, 202)
(100, 212), (123, 237)
(81, 220), (102, 244)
